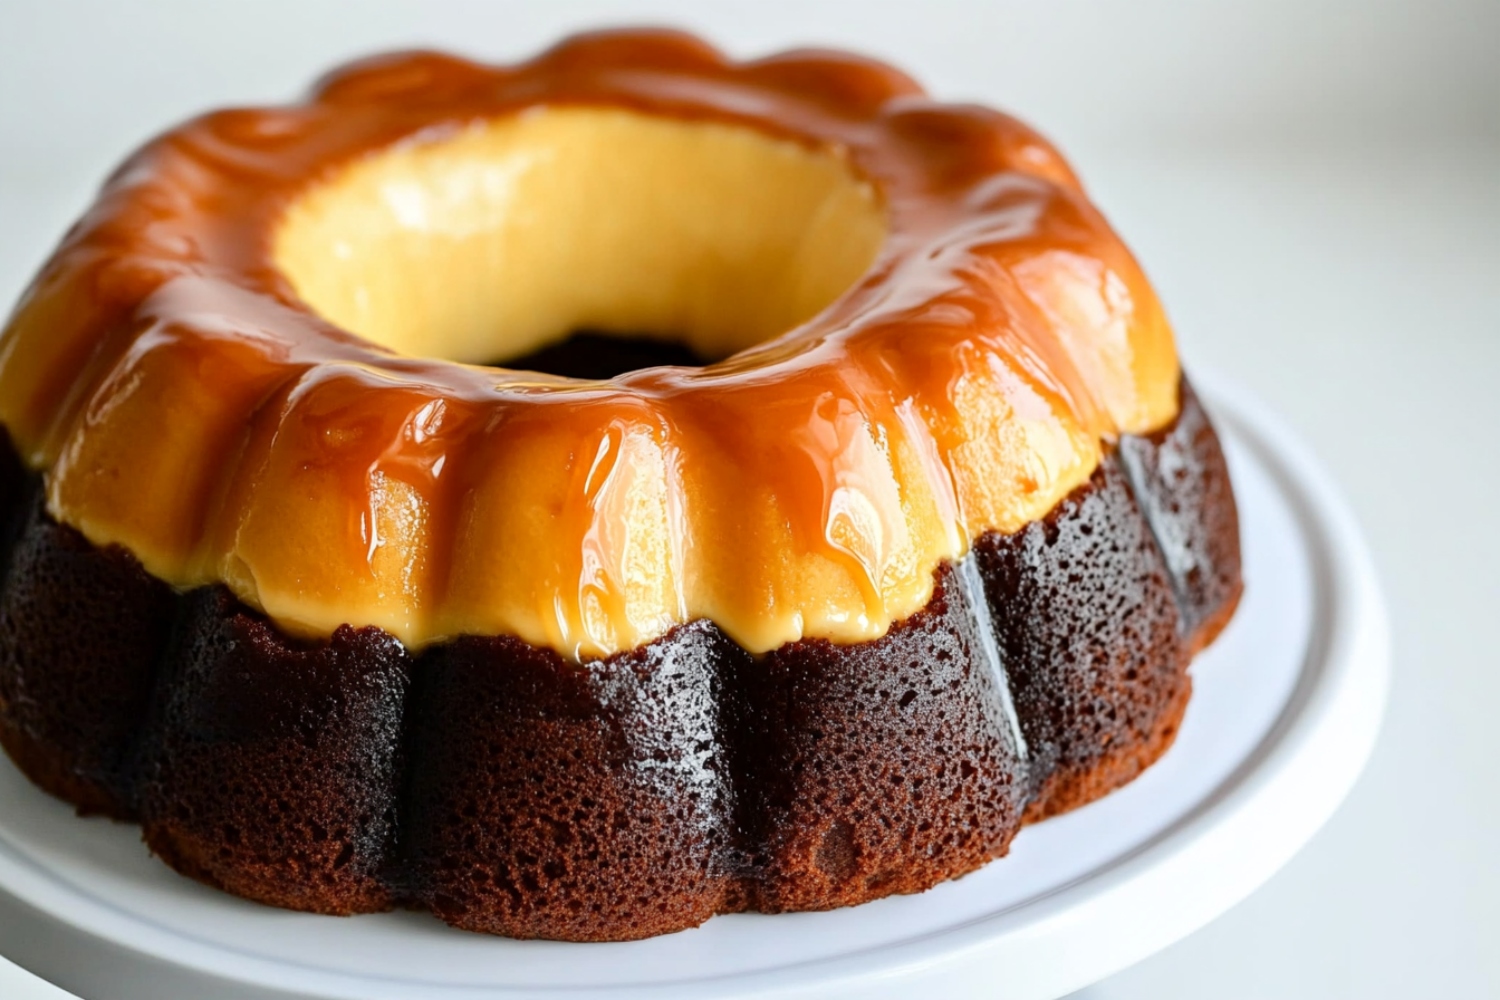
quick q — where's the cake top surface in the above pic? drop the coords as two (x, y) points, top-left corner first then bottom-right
(0, 28), (1178, 659)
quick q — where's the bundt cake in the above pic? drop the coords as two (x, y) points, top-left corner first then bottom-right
(0, 28), (1241, 942)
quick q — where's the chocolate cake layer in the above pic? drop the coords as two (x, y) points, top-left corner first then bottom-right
(0, 494), (177, 816)
(725, 562), (1029, 913)
(137, 588), (412, 915)
(0, 378), (1242, 941)
(1120, 380), (1243, 648)
(402, 620), (740, 941)
(974, 456), (1188, 821)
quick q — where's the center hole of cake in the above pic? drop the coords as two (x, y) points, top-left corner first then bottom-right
(272, 107), (887, 375)
(495, 330), (708, 380)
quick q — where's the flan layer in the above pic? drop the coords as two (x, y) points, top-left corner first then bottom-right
(0, 30), (1180, 659)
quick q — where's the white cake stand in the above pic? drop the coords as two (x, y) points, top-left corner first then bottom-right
(0, 372), (1390, 1000)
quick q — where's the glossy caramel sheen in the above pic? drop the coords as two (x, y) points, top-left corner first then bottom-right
(0, 29), (1180, 659)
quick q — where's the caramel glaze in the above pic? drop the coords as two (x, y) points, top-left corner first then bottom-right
(0, 29), (1180, 660)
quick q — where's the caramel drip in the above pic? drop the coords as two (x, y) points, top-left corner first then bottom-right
(0, 29), (1179, 659)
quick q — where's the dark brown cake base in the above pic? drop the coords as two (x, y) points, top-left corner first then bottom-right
(0, 378), (1240, 942)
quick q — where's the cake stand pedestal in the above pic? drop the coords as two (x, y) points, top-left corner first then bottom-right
(0, 373), (1390, 1000)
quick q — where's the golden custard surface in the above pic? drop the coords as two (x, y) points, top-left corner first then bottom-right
(0, 30), (1179, 659)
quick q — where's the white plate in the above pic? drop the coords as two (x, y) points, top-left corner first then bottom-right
(0, 373), (1389, 1000)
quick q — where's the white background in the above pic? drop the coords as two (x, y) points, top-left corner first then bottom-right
(2, 1), (1497, 997)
